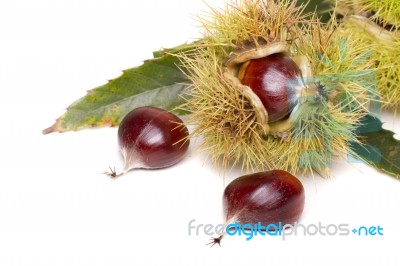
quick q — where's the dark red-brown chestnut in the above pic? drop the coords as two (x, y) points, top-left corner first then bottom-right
(223, 170), (305, 226)
(239, 53), (303, 122)
(208, 170), (304, 246)
(105, 106), (189, 177)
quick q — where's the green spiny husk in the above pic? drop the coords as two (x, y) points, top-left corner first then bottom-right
(333, 0), (400, 113)
(180, 0), (377, 175)
(335, 0), (400, 30)
(198, 0), (309, 55)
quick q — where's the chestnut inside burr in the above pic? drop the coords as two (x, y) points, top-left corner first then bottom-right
(238, 53), (304, 123)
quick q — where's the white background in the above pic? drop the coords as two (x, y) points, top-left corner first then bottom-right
(0, 0), (399, 265)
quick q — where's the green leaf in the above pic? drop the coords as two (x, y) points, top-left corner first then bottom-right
(351, 115), (400, 179)
(43, 53), (190, 134)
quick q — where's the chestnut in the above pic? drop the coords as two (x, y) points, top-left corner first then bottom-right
(105, 106), (190, 177)
(223, 170), (305, 226)
(239, 53), (303, 122)
(209, 170), (305, 246)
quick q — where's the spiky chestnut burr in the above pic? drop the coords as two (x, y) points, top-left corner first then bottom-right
(179, 0), (376, 174)
(332, 0), (400, 113)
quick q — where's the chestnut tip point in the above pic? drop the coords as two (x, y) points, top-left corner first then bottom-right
(103, 166), (124, 179)
(206, 236), (223, 247)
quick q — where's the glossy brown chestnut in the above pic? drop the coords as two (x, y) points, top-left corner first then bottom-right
(117, 106), (189, 173)
(223, 170), (305, 227)
(239, 53), (302, 122)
